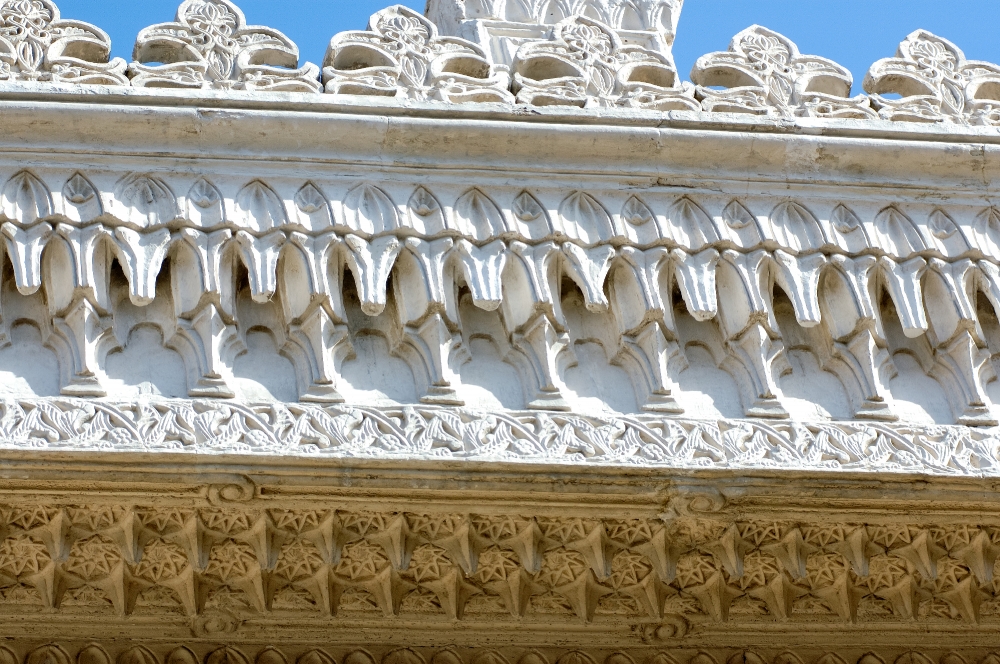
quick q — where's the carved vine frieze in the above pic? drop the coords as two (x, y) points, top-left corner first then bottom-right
(0, 168), (998, 426)
(4, 503), (1000, 627)
(0, 399), (999, 476)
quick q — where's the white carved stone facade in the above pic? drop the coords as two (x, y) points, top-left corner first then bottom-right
(2, 0), (1000, 662)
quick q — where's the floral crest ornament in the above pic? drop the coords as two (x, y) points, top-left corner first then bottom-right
(128, 0), (320, 92)
(512, 15), (697, 110)
(691, 26), (875, 119)
(0, 0), (127, 85)
(323, 5), (513, 104)
(864, 30), (1000, 125)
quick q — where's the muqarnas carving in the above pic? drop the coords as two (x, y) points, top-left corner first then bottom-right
(691, 25), (875, 119)
(0, 0), (127, 85)
(512, 15), (696, 110)
(865, 30), (1000, 125)
(323, 5), (513, 103)
(128, 0), (321, 92)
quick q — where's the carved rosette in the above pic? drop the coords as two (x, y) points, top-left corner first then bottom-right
(128, 0), (320, 92)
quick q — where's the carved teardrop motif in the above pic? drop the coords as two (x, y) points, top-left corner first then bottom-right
(513, 191), (544, 222)
(119, 648), (159, 664)
(116, 174), (177, 227)
(186, 178), (224, 227)
(621, 196), (654, 226)
(973, 206), (1000, 254)
(62, 172), (102, 222)
(769, 201), (825, 252)
(722, 199), (755, 230)
(294, 183), (332, 231)
(205, 648), (252, 664)
(344, 183), (398, 235)
(298, 652), (336, 664)
(254, 649), (287, 664)
(831, 203), (863, 234)
(667, 196), (719, 249)
(874, 205), (925, 257)
(455, 188), (507, 241)
(928, 208), (958, 239)
(236, 180), (286, 233)
(559, 191), (613, 244)
(1, 170), (52, 224)
(406, 186), (446, 235)
(76, 646), (111, 664)
(26, 646), (71, 664)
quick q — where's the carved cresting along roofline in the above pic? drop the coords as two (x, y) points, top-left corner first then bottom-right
(6, 0), (1000, 658)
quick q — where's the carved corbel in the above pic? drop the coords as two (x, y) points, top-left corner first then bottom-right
(391, 238), (468, 406)
(233, 230), (286, 303)
(609, 246), (685, 413)
(716, 250), (789, 418)
(342, 234), (403, 316)
(1, 222), (52, 295)
(771, 250), (827, 327)
(454, 239), (506, 311)
(166, 229), (240, 398)
(925, 259), (995, 426)
(44, 224), (116, 396)
(503, 241), (573, 411)
(878, 256), (929, 338)
(281, 233), (352, 403)
(818, 256), (896, 421)
(669, 247), (720, 321)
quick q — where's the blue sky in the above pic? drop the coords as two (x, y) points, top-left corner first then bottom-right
(57, 0), (1000, 92)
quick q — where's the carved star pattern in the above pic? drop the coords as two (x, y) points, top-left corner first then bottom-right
(538, 518), (590, 545)
(674, 554), (719, 589)
(139, 509), (193, 533)
(270, 510), (326, 534)
(336, 541), (390, 580)
(806, 552), (852, 589)
(340, 513), (387, 538)
(133, 539), (189, 582)
(869, 525), (920, 549)
(608, 550), (652, 590)
(409, 515), (461, 539)
(0, 536), (50, 576)
(204, 540), (258, 581)
(67, 507), (121, 531)
(472, 517), (523, 542)
(408, 545), (452, 583)
(475, 548), (520, 584)
(866, 555), (911, 592)
(536, 549), (588, 588)
(802, 525), (850, 548)
(605, 520), (654, 546)
(274, 540), (325, 582)
(739, 551), (781, 590)
(201, 510), (253, 534)
(6, 507), (55, 530)
(65, 536), (122, 580)
(739, 521), (787, 546)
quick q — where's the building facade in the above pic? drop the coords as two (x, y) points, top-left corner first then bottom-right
(0, 0), (998, 662)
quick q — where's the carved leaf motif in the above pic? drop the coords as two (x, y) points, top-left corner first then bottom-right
(409, 187), (440, 218)
(189, 178), (222, 209)
(2, 170), (52, 224)
(63, 173), (96, 205)
(235, 180), (286, 232)
(621, 196), (654, 227)
(186, 178), (225, 227)
(874, 206), (926, 257)
(769, 201), (825, 252)
(667, 196), (719, 249)
(344, 183), (399, 235)
(559, 192), (613, 244)
(455, 188), (507, 240)
(117, 174), (177, 227)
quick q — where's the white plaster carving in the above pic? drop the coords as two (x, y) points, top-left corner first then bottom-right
(692, 25), (875, 119)
(129, 0), (320, 92)
(512, 16), (696, 110)
(0, 0), (127, 84)
(323, 5), (512, 103)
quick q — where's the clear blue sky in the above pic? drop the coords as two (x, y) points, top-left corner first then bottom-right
(57, 0), (1000, 91)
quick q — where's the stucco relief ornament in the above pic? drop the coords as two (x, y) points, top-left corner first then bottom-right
(512, 15), (697, 110)
(691, 26), (874, 119)
(323, 6), (513, 103)
(864, 30), (1000, 125)
(128, 0), (320, 92)
(452, 0), (683, 35)
(0, 0), (127, 84)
